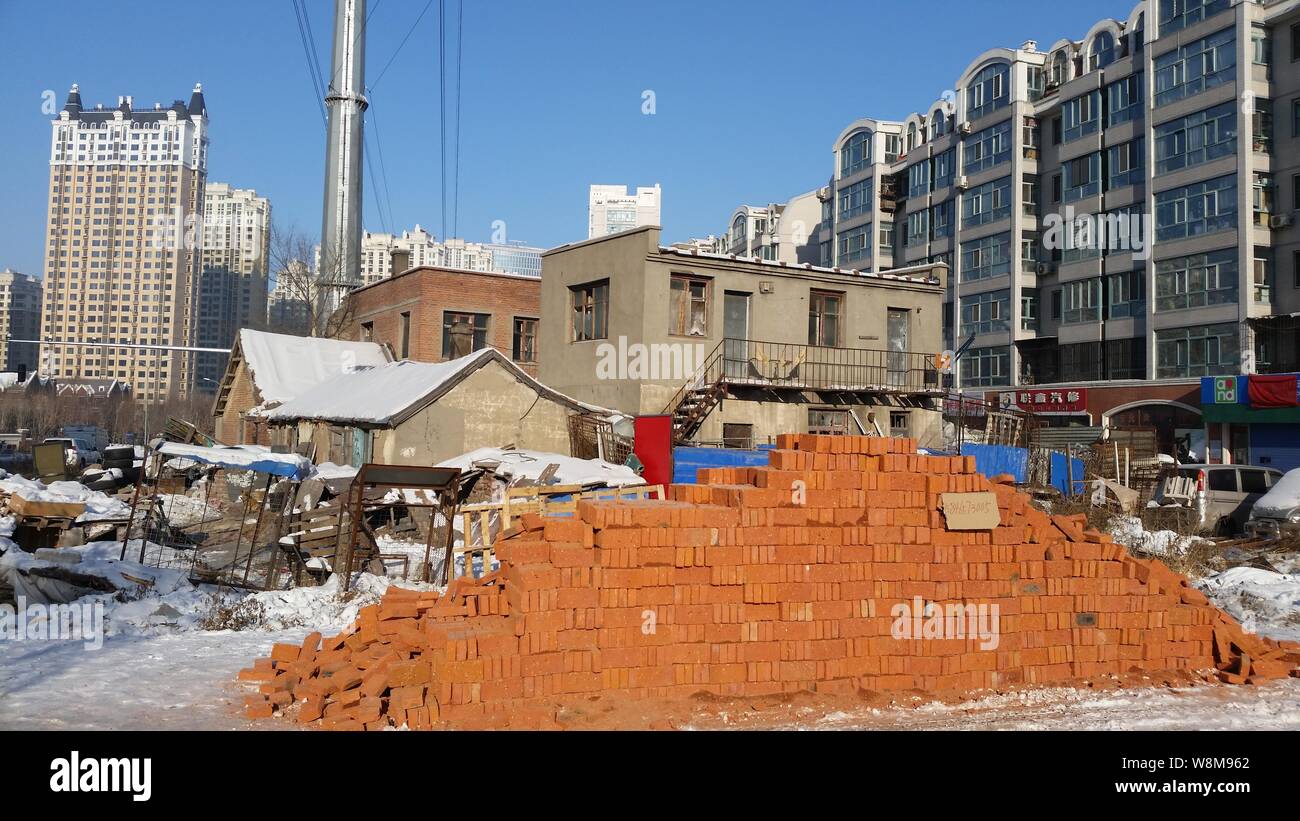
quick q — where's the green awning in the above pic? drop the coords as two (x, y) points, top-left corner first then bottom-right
(1202, 403), (1300, 424)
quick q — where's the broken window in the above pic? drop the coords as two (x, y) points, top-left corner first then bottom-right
(669, 274), (710, 336)
(513, 317), (538, 363)
(571, 280), (609, 342)
(442, 311), (489, 359)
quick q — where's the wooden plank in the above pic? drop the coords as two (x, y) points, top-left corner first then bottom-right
(8, 493), (86, 520)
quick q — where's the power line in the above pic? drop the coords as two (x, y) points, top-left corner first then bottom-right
(290, 0), (327, 125)
(363, 130), (390, 234)
(370, 0), (435, 92)
(453, 0), (464, 238)
(439, 0), (447, 240)
(368, 99), (398, 242)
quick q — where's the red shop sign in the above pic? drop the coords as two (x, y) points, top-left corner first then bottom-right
(997, 388), (1088, 414)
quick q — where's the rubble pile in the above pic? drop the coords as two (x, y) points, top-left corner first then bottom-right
(238, 434), (1300, 730)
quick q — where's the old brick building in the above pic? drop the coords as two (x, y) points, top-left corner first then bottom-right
(343, 266), (541, 374)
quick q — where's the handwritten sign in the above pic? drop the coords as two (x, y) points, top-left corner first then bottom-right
(940, 492), (1000, 531)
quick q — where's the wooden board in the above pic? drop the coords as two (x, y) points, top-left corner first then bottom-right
(8, 492), (86, 520)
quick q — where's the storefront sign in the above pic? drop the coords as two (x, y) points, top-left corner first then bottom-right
(1212, 376), (1237, 404)
(996, 388), (1088, 414)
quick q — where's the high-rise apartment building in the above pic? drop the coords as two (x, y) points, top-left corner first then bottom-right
(267, 261), (314, 338)
(588, 184), (662, 238)
(805, 0), (1299, 451)
(40, 84), (209, 401)
(0, 269), (41, 374)
(358, 226), (544, 284)
(195, 183), (271, 390)
(721, 190), (825, 265)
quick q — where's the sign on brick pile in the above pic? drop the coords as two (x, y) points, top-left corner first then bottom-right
(237, 434), (1300, 730)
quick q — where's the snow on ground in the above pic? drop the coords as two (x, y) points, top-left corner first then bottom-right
(0, 471), (130, 522)
(157, 492), (222, 528)
(1197, 567), (1300, 644)
(1108, 515), (1211, 558)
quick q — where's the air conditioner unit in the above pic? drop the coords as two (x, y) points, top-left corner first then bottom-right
(959, 121), (973, 134)
(956, 176), (970, 190)
(1269, 213), (1295, 228)
(1035, 262), (1056, 275)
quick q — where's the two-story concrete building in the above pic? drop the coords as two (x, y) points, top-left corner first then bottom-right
(538, 226), (948, 448)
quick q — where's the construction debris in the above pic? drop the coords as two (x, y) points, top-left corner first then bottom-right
(237, 434), (1300, 730)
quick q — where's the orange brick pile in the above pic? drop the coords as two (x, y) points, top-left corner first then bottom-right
(238, 434), (1300, 729)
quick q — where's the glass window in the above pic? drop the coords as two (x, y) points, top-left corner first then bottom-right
(963, 119), (1012, 173)
(908, 161), (931, 199)
(840, 130), (872, 177)
(1107, 268), (1146, 318)
(905, 210), (929, 246)
(512, 317), (538, 363)
(1252, 27), (1272, 66)
(962, 177), (1012, 228)
(1089, 32), (1116, 70)
(1252, 98), (1272, 153)
(838, 178), (872, 220)
(966, 63), (1009, 121)
(1154, 28), (1236, 107)
(442, 311), (489, 358)
(960, 289), (1010, 335)
(1063, 153), (1102, 202)
(1061, 278), (1102, 325)
(931, 200), (954, 239)
(1063, 90), (1101, 142)
(837, 225), (872, 265)
(1106, 75), (1144, 127)
(571, 279), (609, 342)
(1154, 174), (1237, 240)
(933, 149), (957, 190)
(669, 274), (710, 336)
(960, 346), (1010, 387)
(808, 290), (843, 347)
(1159, 0), (1231, 35)
(1154, 248), (1238, 311)
(1155, 322), (1239, 378)
(960, 232), (1012, 281)
(1108, 139), (1145, 190)
(1240, 469), (1269, 494)
(1153, 101), (1237, 174)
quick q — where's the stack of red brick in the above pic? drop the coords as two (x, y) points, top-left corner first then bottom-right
(239, 434), (1300, 729)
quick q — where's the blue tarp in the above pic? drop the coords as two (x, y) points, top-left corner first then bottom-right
(672, 446), (771, 485)
(156, 442), (313, 480)
(1049, 451), (1088, 496)
(961, 444), (1028, 484)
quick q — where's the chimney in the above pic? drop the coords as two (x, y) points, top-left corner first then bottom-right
(391, 248), (412, 275)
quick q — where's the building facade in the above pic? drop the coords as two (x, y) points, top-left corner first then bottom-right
(343, 264), (542, 374)
(0, 269), (42, 374)
(805, 0), (1300, 452)
(40, 84), (209, 402)
(722, 189), (825, 264)
(588, 184), (662, 238)
(195, 182), (271, 390)
(358, 226), (544, 285)
(539, 226), (948, 448)
(267, 261), (314, 337)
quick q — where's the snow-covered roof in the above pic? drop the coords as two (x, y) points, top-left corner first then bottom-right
(155, 442), (314, 479)
(237, 329), (391, 410)
(437, 447), (644, 488)
(264, 347), (606, 427)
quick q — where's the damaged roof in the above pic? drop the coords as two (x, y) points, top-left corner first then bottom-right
(263, 347), (605, 428)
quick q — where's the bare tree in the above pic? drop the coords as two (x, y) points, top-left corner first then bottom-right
(267, 222), (356, 339)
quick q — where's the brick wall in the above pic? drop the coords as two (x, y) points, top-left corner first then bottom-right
(239, 434), (1299, 729)
(344, 266), (540, 373)
(213, 362), (270, 446)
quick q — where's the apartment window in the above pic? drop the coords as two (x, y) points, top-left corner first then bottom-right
(1158, 0), (1230, 35)
(1020, 288), (1038, 331)
(960, 346), (1010, 388)
(1154, 174), (1237, 240)
(360, 321), (373, 342)
(1253, 250), (1272, 303)
(1254, 172), (1275, 223)
(838, 178), (872, 219)
(512, 317), (538, 363)
(1153, 101), (1236, 174)
(571, 279), (609, 342)
(1154, 29), (1236, 107)
(959, 289), (1010, 335)
(931, 200), (954, 239)
(963, 120), (1012, 173)
(840, 131), (872, 177)
(962, 177), (1011, 228)
(1051, 116), (1062, 146)
(1252, 98), (1273, 153)
(1062, 90), (1101, 142)
(399, 311), (411, 359)
(1155, 322), (1238, 378)
(889, 412), (910, 438)
(878, 221), (895, 250)
(837, 225), (872, 265)
(883, 134), (902, 163)
(808, 408), (850, 436)
(808, 290), (843, 347)
(960, 232), (1012, 282)
(1063, 153), (1102, 202)
(1106, 75), (1143, 126)
(966, 63), (1009, 121)
(1154, 248), (1238, 311)
(441, 311), (489, 358)
(1107, 269), (1146, 319)
(669, 274), (710, 336)
(1107, 139), (1145, 190)
(905, 210), (929, 246)
(1021, 235), (1040, 267)
(1051, 173), (1062, 204)
(1252, 27), (1272, 66)
(1061, 278), (1102, 325)
(1051, 289), (1062, 319)
(907, 162), (932, 199)
(933, 149), (957, 190)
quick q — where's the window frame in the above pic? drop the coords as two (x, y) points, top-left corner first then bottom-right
(668, 273), (712, 338)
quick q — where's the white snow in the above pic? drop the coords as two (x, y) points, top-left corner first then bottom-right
(1108, 515), (1211, 558)
(238, 328), (391, 410)
(158, 493), (222, 528)
(0, 471), (131, 522)
(1196, 566), (1300, 644)
(1251, 468), (1300, 520)
(156, 442), (313, 478)
(439, 447), (644, 488)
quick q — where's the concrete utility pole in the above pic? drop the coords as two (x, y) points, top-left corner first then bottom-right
(318, 0), (368, 326)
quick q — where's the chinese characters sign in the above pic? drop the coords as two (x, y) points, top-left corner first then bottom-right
(997, 388), (1088, 414)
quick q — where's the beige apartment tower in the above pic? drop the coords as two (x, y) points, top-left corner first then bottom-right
(196, 182), (271, 389)
(40, 84), (209, 401)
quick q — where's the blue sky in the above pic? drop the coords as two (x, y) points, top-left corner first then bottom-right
(0, 0), (1131, 277)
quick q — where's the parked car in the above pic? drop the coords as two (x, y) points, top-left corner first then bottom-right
(1245, 468), (1300, 540)
(42, 436), (100, 470)
(1157, 464), (1284, 536)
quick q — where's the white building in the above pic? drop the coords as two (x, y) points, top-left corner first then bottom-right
(358, 226), (544, 284)
(196, 183), (271, 389)
(588, 184), (662, 238)
(0, 269), (41, 374)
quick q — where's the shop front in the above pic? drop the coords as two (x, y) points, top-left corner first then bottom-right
(1200, 374), (1300, 473)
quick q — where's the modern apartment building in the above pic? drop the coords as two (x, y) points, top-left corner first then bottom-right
(195, 182), (271, 390)
(588, 184), (662, 238)
(267, 261), (313, 337)
(358, 226), (544, 284)
(811, 0), (1300, 453)
(0, 269), (42, 374)
(40, 84), (209, 401)
(722, 189), (825, 264)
